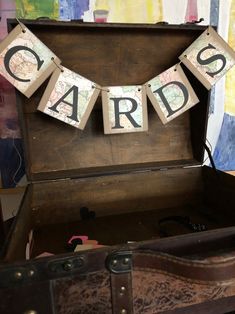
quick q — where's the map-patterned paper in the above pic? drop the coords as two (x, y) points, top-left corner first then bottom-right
(0, 24), (60, 97)
(102, 85), (148, 134)
(38, 66), (100, 130)
(179, 26), (235, 90)
(146, 64), (199, 124)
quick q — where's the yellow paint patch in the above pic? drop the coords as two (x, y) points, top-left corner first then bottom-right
(225, 0), (235, 116)
(104, 0), (163, 23)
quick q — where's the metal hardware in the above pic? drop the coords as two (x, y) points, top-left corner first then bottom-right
(24, 311), (37, 314)
(63, 261), (73, 271)
(121, 309), (127, 314)
(28, 270), (35, 277)
(185, 17), (204, 24)
(106, 251), (132, 274)
(14, 271), (23, 280)
(112, 259), (118, 266)
(48, 256), (85, 274)
(120, 286), (126, 296)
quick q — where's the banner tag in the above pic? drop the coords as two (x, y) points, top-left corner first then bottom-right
(38, 66), (100, 129)
(102, 85), (148, 134)
(179, 26), (235, 90)
(0, 24), (61, 98)
(146, 64), (199, 124)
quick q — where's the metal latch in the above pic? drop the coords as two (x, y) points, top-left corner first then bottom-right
(106, 251), (132, 274)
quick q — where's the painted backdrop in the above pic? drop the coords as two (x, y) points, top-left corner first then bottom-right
(0, 0), (233, 188)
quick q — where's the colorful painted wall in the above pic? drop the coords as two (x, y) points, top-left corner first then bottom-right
(0, 0), (234, 187)
(213, 0), (235, 170)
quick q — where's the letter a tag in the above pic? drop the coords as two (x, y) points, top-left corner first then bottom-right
(102, 85), (148, 134)
(146, 64), (199, 124)
(0, 24), (60, 97)
(38, 67), (100, 129)
(179, 26), (235, 89)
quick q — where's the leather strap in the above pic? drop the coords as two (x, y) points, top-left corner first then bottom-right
(111, 273), (133, 314)
(133, 251), (235, 283)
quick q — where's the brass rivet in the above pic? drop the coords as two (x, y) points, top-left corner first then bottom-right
(63, 261), (73, 271)
(120, 286), (126, 292)
(14, 271), (22, 280)
(123, 258), (130, 265)
(120, 286), (126, 296)
(28, 270), (35, 277)
(121, 309), (127, 314)
(24, 311), (37, 314)
(112, 259), (118, 267)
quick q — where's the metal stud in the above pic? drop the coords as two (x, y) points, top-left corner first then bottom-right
(28, 270), (35, 277)
(123, 258), (130, 265)
(112, 259), (118, 267)
(24, 311), (37, 314)
(63, 261), (73, 271)
(120, 286), (126, 296)
(121, 309), (127, 314)
(14, 271), (23, 280)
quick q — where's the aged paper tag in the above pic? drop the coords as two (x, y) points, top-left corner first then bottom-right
(146, 64), (199, 124)
(38, 66), (100, 129)
(179, 26), (235, 89)
(0, 23), (60, 97)
(102, 85), (148, 134)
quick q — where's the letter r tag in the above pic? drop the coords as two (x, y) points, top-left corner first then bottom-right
(146, 64), (199, 124)
(0, 24), (60, 97)
(102, 85), (148, 134)
(179, 26), (235, 89)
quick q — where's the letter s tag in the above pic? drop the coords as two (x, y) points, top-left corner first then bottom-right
(179, 26), (235, 90)
(0, 24), (60, 98)
(146, 64), (199, 124)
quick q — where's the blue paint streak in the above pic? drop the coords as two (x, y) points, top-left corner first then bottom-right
(210, 0), (219, 26)
(208, 0), (219, 115)
(213, 113), (235, 170)
(60, 0), (89, 20)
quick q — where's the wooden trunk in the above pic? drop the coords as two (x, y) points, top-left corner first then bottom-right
(1, 20), (235, 314)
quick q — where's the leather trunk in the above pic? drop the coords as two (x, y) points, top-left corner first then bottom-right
(1, 20), (235, 314)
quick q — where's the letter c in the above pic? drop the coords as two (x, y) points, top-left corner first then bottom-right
(4, 45), (44, 82)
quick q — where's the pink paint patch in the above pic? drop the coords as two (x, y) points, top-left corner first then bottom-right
(68, 235), (89, 244)
(185, 0), (198, 23)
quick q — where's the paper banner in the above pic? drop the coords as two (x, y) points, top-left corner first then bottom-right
(38, 66), (100, 129)
(179, 26), (235, 90)
(102, 85), (148, 134)
(0, 24), (61, 98)
(146, 64), (199, 124)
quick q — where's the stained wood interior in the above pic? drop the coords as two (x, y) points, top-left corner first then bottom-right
(8, 20), (209, 181)
(4, 167), (235, 262)
(29, 168), (235, 257)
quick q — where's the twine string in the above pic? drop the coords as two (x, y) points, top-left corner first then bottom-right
(174, 54), (187, 71)
(51, 57), (64, 72)
(12, 136), (23, 186)
(92, 85), (109, 92)
(16, 18), (26, 33)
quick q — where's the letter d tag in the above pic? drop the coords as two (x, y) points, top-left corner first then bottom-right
(0, 24), (60, 97)
(179, 26), (235, 90)
(102, 85), (148, 134)
(146, 64), (199, 124)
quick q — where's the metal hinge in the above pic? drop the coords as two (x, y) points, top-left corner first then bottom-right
(106, 251), (132, 274)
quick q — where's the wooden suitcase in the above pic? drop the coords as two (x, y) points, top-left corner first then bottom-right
(1, 19), (235, 314)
